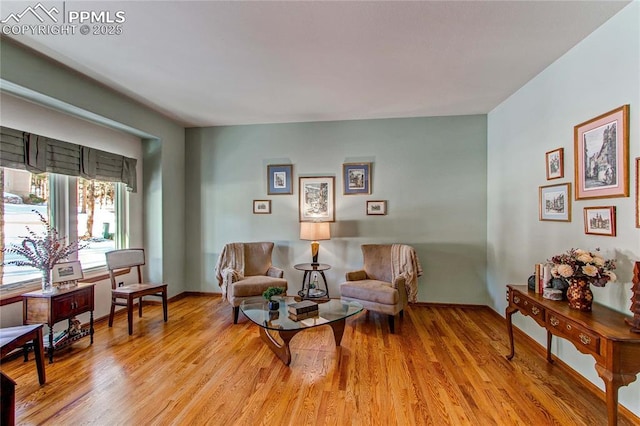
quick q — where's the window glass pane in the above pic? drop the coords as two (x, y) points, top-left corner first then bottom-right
(77, 179), (117, 269)
(1, 167), (49, 285)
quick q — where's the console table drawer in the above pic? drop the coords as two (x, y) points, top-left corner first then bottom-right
(511, 292), (545, 323)
(547, 314), (600, 355)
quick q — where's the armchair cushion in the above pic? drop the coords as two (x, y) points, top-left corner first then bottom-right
(341, 279), (398, 305)
(229, 276), (288, 298)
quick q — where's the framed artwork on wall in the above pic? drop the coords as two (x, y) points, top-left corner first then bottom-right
(267, 164), (293, 195)
(584, 206), (616, 236)
(299, 176), (335, 222)
(366, 200), (387, 215)
(574, 105), (629, 200)
(636, 157), (640, 228)
(545, 148), (564, 180)
(343, 163), (371, 195)
(539, 183), (571, 222)
(253, 200), (271, 214)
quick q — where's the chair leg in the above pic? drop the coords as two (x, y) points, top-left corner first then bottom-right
(139, 297), (143, 317)
(233, 306), (240, 324)
(388, 315), (395, 334)
(162, 290), (168, 322)
(127, 297), (134, 335)
(108, 299), (116, 327)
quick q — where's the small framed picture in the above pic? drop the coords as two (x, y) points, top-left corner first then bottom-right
(366, 200), (387, 215)
(253, 200), (271, 214)
(574, 105), (629, 200)
(299, 176), (335, 222)
(267, 164), (293, 195)
(343, 163), (371, 195)
(51, 260), (83, 283)
(539, 183), (571, 222)
(545, 148), (564, 180)
(636, 157), (640, 228)
(584, 206), (616, 236)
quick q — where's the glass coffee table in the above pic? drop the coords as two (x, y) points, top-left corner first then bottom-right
(240, 297), (363, 366)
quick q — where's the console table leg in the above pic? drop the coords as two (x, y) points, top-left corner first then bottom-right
(505, 307), (518, 360)
(546, 330), (554, 363)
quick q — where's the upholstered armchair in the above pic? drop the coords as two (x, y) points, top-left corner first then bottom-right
(340, 244), (423, 333)
(215, 242), (288, 324)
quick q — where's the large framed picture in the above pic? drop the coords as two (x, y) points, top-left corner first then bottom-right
(574, 105), (629, 200)
(539, 183), (571, 222)
(267, 164), (293, 195)
(299, 176), (335, 222)
(253, 200), (271, 214)
(636, 157), (640, 228)
(51, 260), (83, 283)
(584, 206), (616, 237)
(343, 163), (371, 195)
(545, 148), (564, 180)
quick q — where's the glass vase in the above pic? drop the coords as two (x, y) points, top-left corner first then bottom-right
(41, 269), (53, 293)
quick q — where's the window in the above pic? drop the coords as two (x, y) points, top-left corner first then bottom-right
(1, 166), (128, 287)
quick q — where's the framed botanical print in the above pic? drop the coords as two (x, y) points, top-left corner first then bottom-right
(539, 183), (571, 222)
(545, 148), (564, 180)
(343, 163), (371, 195)
(584, 206), (616, 236)
(267, 164), (293, 195)
(253, 200), (271, 214)
(574, 105), (629, 200)
(299, 176), (335, 222)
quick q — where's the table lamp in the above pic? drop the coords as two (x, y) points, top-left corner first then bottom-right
(300, 222), (330, 266)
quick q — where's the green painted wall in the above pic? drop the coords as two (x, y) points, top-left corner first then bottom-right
(488, 2), (640, 416)
(185, 115), (488, 304)
(0, 38), (186, 297)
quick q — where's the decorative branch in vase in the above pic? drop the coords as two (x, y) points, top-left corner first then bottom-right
(1, 210), (85, 292)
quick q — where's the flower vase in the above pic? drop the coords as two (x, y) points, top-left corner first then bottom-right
(567, 277), (593, 311)
(41, 269), (53, 293)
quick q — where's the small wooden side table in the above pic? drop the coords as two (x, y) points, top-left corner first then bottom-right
(22, 283), (95, 363)
(294, 263), (331, 299)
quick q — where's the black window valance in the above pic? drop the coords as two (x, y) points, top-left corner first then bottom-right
(0, 126), (137, 192)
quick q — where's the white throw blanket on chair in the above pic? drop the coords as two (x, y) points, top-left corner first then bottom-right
(214, 243), (245, 302)
(390, 244), (424, 303)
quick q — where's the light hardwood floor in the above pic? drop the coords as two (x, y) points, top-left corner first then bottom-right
(1, 295), (637, 425)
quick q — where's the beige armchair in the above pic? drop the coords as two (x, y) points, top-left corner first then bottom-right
(340, 244), (423, 333)
(215, 242), (288, 323)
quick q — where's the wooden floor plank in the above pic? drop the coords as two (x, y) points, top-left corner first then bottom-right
(1, 295), (637, 425)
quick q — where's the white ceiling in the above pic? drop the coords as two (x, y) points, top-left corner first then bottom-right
(1, 1), (631, 127)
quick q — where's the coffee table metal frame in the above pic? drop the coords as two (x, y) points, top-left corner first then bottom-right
(240, 297), (363, 365)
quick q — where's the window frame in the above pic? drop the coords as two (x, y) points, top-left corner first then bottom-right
(1, 167), (128, 293)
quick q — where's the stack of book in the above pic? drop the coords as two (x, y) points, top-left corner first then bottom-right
(288, 300), (319, 321)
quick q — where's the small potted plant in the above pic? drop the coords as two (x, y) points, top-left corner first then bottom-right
(263, 286), (285, 310)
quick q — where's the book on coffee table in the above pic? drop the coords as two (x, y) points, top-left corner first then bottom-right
(288, 300), (319, 315)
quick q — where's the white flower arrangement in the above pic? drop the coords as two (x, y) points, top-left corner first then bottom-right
(549, 248), (616, 287)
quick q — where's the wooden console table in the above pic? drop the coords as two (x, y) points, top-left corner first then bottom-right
(23, 283), (95, 363)
(506, 284), (640, 426)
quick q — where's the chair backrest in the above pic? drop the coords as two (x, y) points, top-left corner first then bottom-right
(105, 248), (145, 289)
(361, 244), (393, 283)
(243, 242), (275, 276)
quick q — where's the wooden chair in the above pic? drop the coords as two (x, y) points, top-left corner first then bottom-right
(105, 249), (168, 335)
